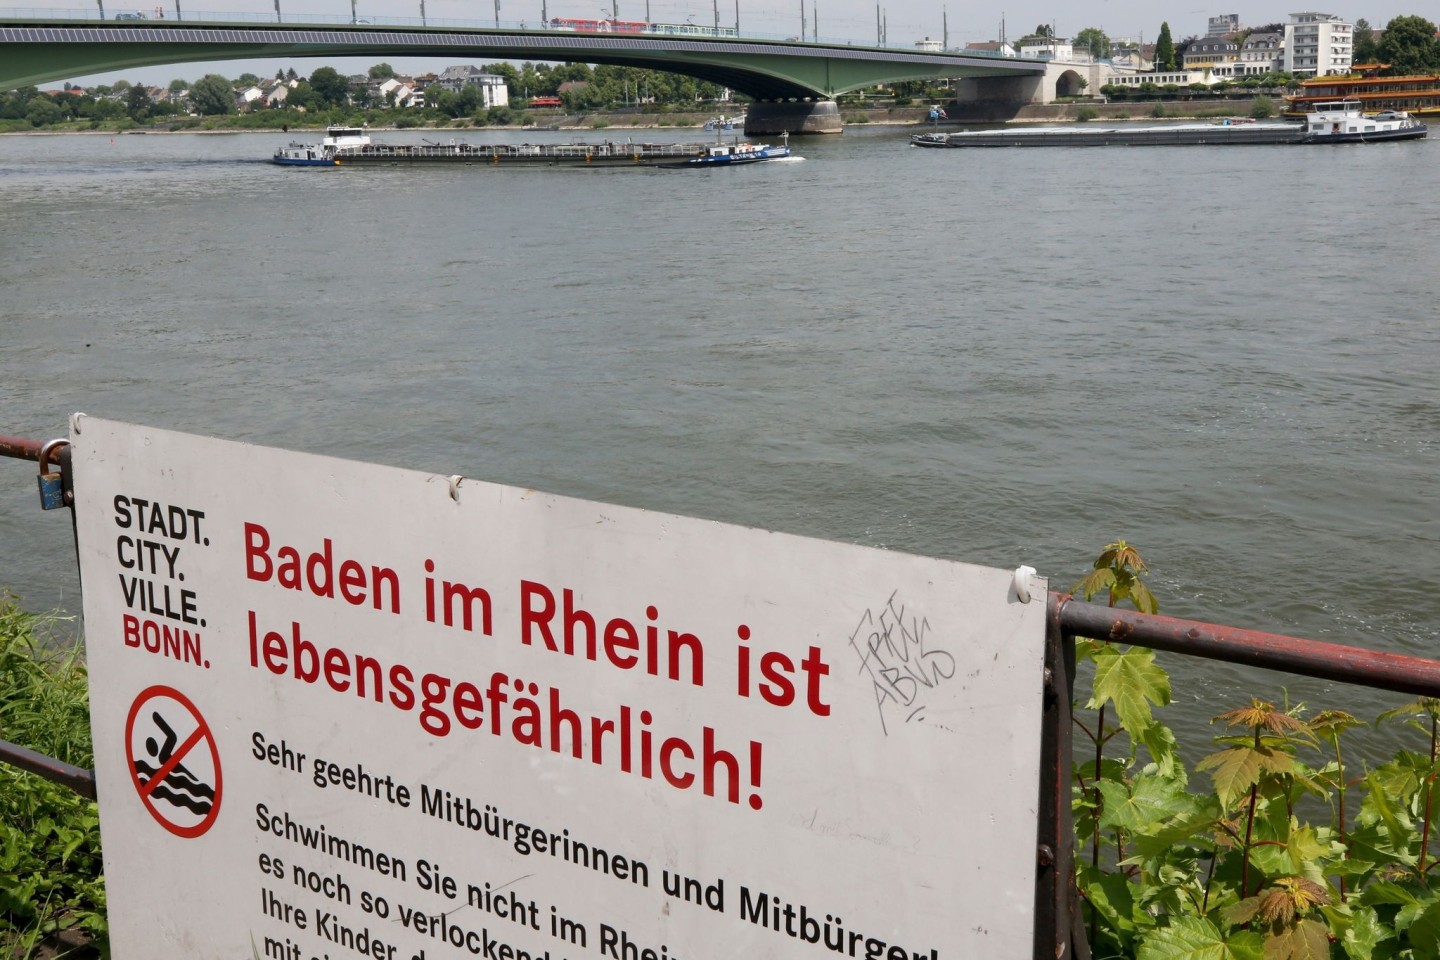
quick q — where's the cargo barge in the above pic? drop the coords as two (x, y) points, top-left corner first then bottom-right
(272, 126), (792, 167)
(911, 100), (1426, 148)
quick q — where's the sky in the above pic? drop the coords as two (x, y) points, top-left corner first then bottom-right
(24, 0), (1410, 87)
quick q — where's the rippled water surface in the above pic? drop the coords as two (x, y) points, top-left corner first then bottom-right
(3, 126), (1439, 741)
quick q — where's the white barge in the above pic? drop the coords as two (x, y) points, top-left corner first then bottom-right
(911, 100), (1427, 148)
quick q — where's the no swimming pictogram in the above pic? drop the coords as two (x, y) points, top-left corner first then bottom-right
(125, 685), (223, 838)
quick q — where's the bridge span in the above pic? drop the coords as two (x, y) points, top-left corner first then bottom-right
(0, 14), (1047, 132)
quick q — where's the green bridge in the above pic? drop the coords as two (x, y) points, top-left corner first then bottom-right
(0, 13), (1048, 132)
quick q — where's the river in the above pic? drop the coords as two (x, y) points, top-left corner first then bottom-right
(2, 124), (1438, 747)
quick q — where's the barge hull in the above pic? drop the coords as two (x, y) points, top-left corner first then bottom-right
(333, 152), (691, 165)
(328, 142), (708, 165)
(914, 124), (1306, 147)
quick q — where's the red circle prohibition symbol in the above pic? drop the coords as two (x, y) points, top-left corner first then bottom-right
(125, 685), (223, 838)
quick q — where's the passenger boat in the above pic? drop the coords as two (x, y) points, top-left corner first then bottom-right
(1284, 65), (1440, 119)
(273, 126), (795, 168)
(909, 100), (1426, 148)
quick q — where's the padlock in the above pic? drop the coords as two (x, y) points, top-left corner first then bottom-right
(37, 438), (68, 511)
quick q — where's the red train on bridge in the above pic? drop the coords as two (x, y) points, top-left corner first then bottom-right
(545, 17), (740, 37)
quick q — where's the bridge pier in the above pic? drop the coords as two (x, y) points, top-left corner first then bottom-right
(744, 100), (843, 136)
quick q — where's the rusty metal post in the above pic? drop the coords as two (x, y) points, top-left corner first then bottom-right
(2, 432), (89, 798)
(1035, 594), (1087, 960)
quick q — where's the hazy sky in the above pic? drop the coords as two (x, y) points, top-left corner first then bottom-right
(36, 0), (1405, 86)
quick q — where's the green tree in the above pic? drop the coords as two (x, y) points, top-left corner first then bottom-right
(308, 66), (350, 108)
(1173, 34), (1197, 68)
(78, 95), (126, 121)
(188, 73), (234, 115)
(1155, 21), (1176, 70)
(517, 62), (542, 99)
(125, 83), (152, 121)
(1352, 18), (1378, 65)
(286, 80), (315, 111)
(167, 78), (187, 94)
(483, 62), (519, 87)
(368, 62), (396, 79)
(24, 95), (64, 127)
(1378, 15), (1440, 74)
(1074, 26), (1110, 60)
(422, 83), (446, 113)
(237, 72), (260, 87)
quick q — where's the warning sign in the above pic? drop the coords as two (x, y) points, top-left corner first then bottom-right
(70, 416), (1048, 960)
(124, 685), (222, 838)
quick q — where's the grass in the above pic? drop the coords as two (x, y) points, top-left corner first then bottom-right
(0, 595), (105, 959)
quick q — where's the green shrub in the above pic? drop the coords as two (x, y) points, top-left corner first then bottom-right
(1250, 95), (1275, 119)
(0, 596), (106, 957)
(1075, 106), (1099, 122)
(1073, 542), (1440, 960)
(1150, 103), (1169, 118)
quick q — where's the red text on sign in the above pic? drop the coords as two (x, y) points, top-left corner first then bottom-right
(519, 580), (703, 687)
(244, 522), (400, 614)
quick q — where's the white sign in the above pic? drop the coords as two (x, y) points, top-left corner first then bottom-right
(70, 416), (1047, 960)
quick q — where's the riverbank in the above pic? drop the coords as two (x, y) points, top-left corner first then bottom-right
(1, 98), (1269, 135)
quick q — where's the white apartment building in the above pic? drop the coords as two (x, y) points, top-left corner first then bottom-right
(1240, 31), (1284, 73)
(1283, 12), (1352, 77)
(1018, 36), (1073, 59)
(434, 65), (510, 108)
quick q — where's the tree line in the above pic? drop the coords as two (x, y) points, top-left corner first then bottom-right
(1, 60), (734, 132)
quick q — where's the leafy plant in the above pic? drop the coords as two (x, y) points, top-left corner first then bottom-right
(1072, 544), (1440, 959)
(0, 595), (106, 958)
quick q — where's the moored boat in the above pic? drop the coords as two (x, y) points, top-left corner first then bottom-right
(1284, 65), (1440, 119)
(910, 99), (1426, 148)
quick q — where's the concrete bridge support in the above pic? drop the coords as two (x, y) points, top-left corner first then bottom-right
(744, 100), (843, 135)
(954, 73), (1048, 106)
(953, 62), (1105, 111)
